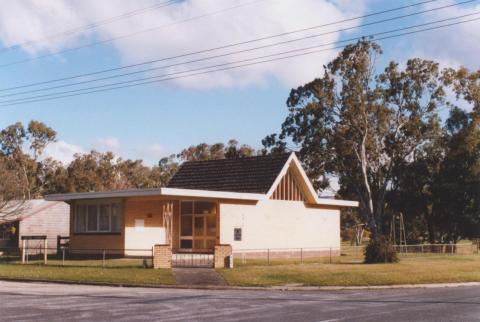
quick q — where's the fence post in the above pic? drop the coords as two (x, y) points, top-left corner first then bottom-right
(267, 249), (270, 265)
(329, 247), (332, 264)
(57, 235), (60, 256)
(62, 247), (65, 266)
(21, 239), (26, 264)
(300, 248), (303, 264)
(44, 239), (48, 265)
(102, 249), (106, 268)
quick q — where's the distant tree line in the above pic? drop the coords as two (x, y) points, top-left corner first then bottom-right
(0, 126), (258, 200)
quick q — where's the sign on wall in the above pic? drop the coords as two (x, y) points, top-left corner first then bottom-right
(234, 228), (242, 241)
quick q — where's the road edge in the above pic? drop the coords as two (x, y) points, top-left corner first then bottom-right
(0, 277), (479, 291)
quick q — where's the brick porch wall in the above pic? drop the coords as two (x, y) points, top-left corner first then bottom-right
(153, 244), (172, 269)
(214, 244), (232, 268)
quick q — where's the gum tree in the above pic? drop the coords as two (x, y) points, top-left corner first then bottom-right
(264, 40), (445, 237)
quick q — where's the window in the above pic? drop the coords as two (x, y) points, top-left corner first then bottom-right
(75, 202), (122, 233)
(180, 201), (217, 250)
(195, 201), (216, 214)
(111, 203), (121, 232)
(75, 205), (87, 233)
(99, 205), (110, 231)
(181, 215), (193, 236)
(87, 205), (98, 231)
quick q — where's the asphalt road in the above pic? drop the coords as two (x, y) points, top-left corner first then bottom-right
(0, 281), (479, 322)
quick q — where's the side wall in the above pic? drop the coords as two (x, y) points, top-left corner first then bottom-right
(219, 200), (340, 255)
(19, 202), (70, 253)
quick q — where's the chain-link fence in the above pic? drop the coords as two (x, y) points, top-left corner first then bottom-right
(1, 243), (478, 269)
(0, 247), (153, 268)
(232, 243), (480, 267)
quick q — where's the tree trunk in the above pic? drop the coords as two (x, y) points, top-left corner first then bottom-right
(21, 164), (31, 200)
(359, 131), (376, 237)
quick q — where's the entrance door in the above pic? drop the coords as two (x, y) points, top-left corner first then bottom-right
(180, 201), (217, 252)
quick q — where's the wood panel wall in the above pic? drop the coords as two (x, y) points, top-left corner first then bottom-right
(270, 169), (305, 201)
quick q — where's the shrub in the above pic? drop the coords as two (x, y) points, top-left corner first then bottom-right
(364, 236), (399, 263)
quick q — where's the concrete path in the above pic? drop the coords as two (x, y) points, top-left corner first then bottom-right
(1, 281), (480, 321)
(173, 268), (227, 286)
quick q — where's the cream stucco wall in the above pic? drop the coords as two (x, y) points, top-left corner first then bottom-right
(219, 200), (340, 251)
(124, 227), (165, 256)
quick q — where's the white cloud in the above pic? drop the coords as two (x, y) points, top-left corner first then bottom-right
(0, 0), (368, 89)
(39, 137), (166, 166)
(132, 143), (167, 165)
(42, 140), (85, 164)
(95, 136), (121, 153)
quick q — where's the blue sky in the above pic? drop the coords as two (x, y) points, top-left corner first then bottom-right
(0, 0), (478, 164)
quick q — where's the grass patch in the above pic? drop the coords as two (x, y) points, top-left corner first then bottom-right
(0, 263), (175, 286)
(220, 255), (480, 287)
(4, 258), (154, 268)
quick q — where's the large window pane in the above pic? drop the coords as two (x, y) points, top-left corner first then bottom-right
(181, 215), (192, 236)
(111, 203), (121, 232)
(180, 239), (192, 249)
(87, 205), (98, 231)
(194, 216), (204, 236)
(206, 215), (216, 237)
(181, 201), (193, 215)
(194, 239), (204, 249)
(195, 201), (216, 214)
(99, 204), (110, 231)
(77, 202), (122, 233)
(206, 239), (215, 249)
(75, 205), (87, 233)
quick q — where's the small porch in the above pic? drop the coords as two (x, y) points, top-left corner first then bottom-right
(147, 198), (232, 269)
(164, 199), (219, 254)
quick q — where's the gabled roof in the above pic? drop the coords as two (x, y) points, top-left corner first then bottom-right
(45, 152), (358, 208)
(167, 153), (291, 194)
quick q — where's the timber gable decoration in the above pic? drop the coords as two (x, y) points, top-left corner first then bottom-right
(270, 168), (306, 202)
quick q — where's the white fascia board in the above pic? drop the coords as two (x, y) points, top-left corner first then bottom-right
(289, 153), (322, 204)
(265, 152), (295, 199)
(315, 199), (359, 207)
(44, 188), (163, 201)
(160, 188), (265, 201)
(45, 188), (265, 202)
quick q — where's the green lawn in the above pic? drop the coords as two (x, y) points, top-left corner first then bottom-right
(220, 255), (480, 287)
(0, 263), (175, 286)
(1, 257), (154, 268)
(2, 254), (479, 288)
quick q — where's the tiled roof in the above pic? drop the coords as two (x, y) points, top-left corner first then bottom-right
(167, 153), (291, 194)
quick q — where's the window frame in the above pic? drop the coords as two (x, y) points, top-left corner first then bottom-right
(74, 199), (123, 235)
(179, 200), (217, 250)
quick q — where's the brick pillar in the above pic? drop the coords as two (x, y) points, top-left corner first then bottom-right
(214, 244), (232, 269)
(153, 244), (172, 269)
